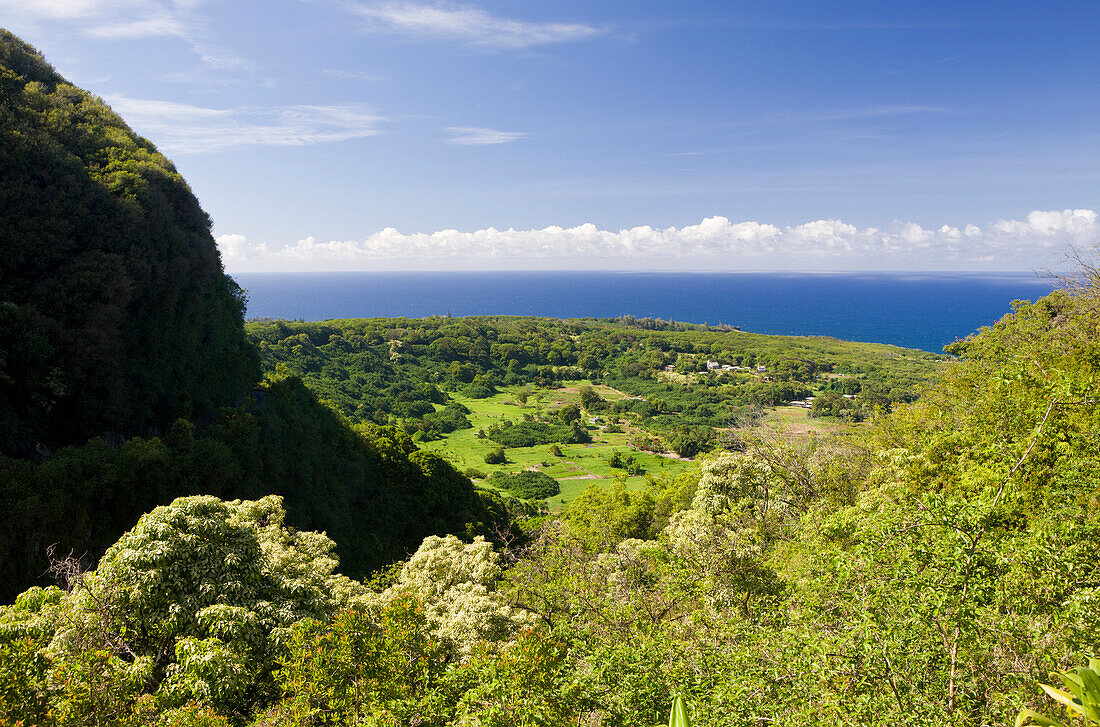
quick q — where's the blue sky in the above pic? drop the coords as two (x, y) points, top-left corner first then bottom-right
(3, 0), (1099, 271)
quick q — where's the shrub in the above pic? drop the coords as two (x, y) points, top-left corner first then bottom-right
(489, 471), (561, 500)
(463, 383), (495, 399)
(484, 448), (507, 465)
(0, 495), (365, 721)
(579, 386), (605, 411)
(556, 404), (581, 423)
(487, 421), (572, 448)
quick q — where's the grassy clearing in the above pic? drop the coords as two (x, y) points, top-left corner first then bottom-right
(419, 383), (693, 509)
(762, 404), (849, 442)
(422, 383), (848, 509)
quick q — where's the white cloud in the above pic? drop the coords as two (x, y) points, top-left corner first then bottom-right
(445, 126), (526, 145)
(104, 95), (385, 153)
(992, 208), (1098, 242)
(84, 15), (186, 39)
(215, 209), (1100, 272)
(0, 0), (249, 70)
(345, 1), (601, 49)
(1, 0), (187, 38)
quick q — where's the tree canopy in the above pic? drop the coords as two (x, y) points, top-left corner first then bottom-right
(0, 31), (259, 455)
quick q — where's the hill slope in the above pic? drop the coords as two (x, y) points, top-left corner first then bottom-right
(0, 30), (259, 455)
(0, 32), (506, 600)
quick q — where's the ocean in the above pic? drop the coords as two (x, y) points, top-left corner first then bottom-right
(233, 271), (1057, 353)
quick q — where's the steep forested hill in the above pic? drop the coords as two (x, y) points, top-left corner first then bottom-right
(0, 30), (258, 456)
(0, 32), (505, 601)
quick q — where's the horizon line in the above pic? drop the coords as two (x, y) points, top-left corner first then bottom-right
(228, 268), (1059, 276)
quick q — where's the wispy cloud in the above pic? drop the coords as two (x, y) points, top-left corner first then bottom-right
(445, 126), (526, 145)
(0, 0), (145, 22)
(216, 209), (1099, 272)
(3, 0), (186, 39)
(343, 1), (602, 49)
(83, 15), (185, 39)
(104, 95), (385, 153)
(0, 0), (249, 70)
(323, 69), (389, 82)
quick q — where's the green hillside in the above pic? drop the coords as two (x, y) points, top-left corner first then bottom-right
(0, 30), (259, 455)
(0, 32), (505, 602)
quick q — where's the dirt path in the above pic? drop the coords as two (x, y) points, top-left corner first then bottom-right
(558, 460), (601, 479)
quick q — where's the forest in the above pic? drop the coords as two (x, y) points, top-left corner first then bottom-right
(245, 314), (940, 445)
(2, 29), (1099, 727)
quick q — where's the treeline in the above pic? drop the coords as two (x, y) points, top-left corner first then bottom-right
(246, 315), (941, 439)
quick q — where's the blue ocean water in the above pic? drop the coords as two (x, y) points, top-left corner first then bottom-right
(233, 271), (1057, 353)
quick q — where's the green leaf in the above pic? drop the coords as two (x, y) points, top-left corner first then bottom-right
(669, 695), (692, 727)
(1040, 682), (1083, 716)
(1016, 707), (1065, 727)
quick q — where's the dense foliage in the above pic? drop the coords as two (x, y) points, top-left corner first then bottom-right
(246, 315), (941, 442)
(0, 31), (259, 455)
(484, 420), (574, 448)
(6, 275), (1092, 725)
(0, 495), (366, 722)
(0, 377), (509, 601)
(488, 470), (562, 500)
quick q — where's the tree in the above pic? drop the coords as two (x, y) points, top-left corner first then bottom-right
(0, 495), (366, 720)
(557, 403), (582, 424)
(372, 535), (533, 657)
(561, 481), (657, 546)
(268, 596), (446, 726)
(580, 386), (605, 411)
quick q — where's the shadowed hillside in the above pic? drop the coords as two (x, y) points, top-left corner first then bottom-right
(0, 30), (259, 456)
(0, 32), (507, 600)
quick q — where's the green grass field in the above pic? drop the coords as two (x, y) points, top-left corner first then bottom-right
(419, 382), (694, 509)
(762, 403), (850, 440)
(420, 381), (852, 510)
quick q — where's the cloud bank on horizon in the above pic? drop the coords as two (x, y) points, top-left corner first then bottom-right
(217, 208), (1098, 273)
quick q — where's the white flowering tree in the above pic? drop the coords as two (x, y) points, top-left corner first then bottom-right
(663, 453), (785, 617)
(380, 534), (533, 657)
(0, 495), (366, 720)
